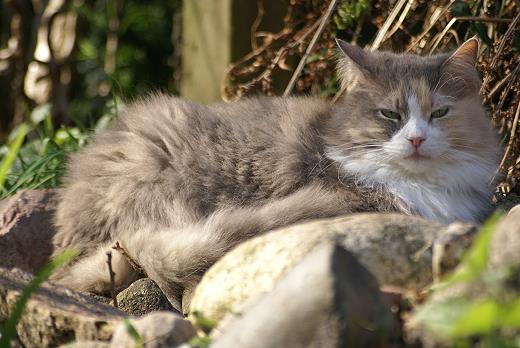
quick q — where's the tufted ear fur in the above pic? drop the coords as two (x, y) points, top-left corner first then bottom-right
(439, 37), (481, 95)
(335, 39), (373, 91)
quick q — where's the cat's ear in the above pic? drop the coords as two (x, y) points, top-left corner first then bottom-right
(335, 39), (372, 90)
(444, 37), (480, 67)
(336, 39), (370, 70)
(439, 37), (481, 94)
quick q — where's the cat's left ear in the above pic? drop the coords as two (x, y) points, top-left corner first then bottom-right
(444, 37), (480, 68)
(440, 37), (481, 93)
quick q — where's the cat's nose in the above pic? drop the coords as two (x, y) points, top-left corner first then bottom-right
(408, 136), (425, 149)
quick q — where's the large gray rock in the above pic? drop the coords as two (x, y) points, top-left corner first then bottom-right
(190, 213), (476, 323)
(0, 189), (58, 273)
(116, 278), (176, 316)
(490, 204), (520, 268)
(212, 243), (393, 348)
(110, 311), (196, 348)
(0, 268), (126, 348)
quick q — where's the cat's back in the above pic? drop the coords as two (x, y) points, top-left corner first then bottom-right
(109, 93), (331, 140)
(56, 94), (333, 248)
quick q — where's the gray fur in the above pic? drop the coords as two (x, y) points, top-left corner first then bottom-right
(51, 39), (498, 310)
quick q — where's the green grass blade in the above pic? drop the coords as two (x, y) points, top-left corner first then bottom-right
(0, 250), (77, 348)
(123, 319), (144, 348)
(2, 151), (64, 198)
(0, 124), (28, 191)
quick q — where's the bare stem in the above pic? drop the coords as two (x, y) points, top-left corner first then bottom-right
(112, 241), (145, 275)
(283, 0), (341, 96)
(106, 251), (118, 308)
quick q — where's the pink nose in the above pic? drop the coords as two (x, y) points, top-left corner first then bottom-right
(408, 137), (425, 149)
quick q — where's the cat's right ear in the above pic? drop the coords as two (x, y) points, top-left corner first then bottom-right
(335, 39), (371, 91)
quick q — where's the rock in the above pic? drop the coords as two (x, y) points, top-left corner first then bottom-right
(58, 341), (111, 348)
(493, 193), (520, 213)
(87, 293), (113, 306)
(110, 311), (196, 348)
(116, 278), (176, 316)
(0, 189), (58, 273)
(0, 268), (126, 348)
(490, 204), (520, 268)
(190, 213), (476, 323)
(212, 243), (393, 348)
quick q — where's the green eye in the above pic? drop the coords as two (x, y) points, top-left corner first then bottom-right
(431, 108), (450, 119)
(380, 109), (401, 120)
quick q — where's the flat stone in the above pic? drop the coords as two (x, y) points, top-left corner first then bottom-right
(212, 243), (393, 348)
(110, 311), (196, 348)
(0, 189), (58, 273)
(116, 278), (176, 316)
(0, 268), (126, 348)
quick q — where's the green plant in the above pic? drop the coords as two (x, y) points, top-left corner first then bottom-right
(0, 100), (117, 198)
(334, 0), (372, 30)
(412, 213), (520, 346)
(123, 319), (144, 348)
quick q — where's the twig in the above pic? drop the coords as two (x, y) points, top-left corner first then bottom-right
(283, 0), (341, 96)
(490, 10), (520, 70)
(251, 0), (265, 51)
(488, 73), (512, 99)
(106, 251), (118, 308)
(370, 0), (408, 51)
(497, 99), (520, 171)
(222, 20), (320, 101)
(496, 63), (520, 113)
(428, 17), (457, 54)
(455, 16), (514, 23)
(406, 0), (456, 53)
(112, 241), (145, 275)
(382, 0), (415, 45)
(481, 10), (520, 93)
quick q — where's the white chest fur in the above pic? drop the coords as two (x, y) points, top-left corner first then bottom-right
(327, 151), (495, 223)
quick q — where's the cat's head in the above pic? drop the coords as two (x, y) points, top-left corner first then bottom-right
(327, 38), (499, 183)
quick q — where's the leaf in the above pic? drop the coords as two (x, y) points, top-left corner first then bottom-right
(500, 297), (520, 328)
(411, 298), (474, 337)
(449, 299), (500, 337)
(0, 124), (28, 191)
(451, 0), (471, 17)
(123, 319), (144, 348)
(0, 250), (77, 348)
(441, 212), (502, 286)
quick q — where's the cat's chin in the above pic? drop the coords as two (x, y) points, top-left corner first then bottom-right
(396, 155), (437, 174)
(404, 153), (431, 160)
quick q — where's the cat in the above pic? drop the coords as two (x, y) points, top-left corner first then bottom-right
(50, 38), (499, 312)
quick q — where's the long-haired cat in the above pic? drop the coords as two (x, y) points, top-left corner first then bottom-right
(50, 38), (499, 311)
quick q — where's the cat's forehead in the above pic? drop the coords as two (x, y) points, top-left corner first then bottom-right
(365, 52), (447, 88)
(390, 78), (439, 109)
